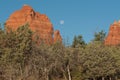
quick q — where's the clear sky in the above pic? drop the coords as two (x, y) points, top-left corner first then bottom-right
(1, 0), (120, 44)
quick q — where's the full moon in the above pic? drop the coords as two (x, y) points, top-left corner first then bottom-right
(60, 20), (64, 25)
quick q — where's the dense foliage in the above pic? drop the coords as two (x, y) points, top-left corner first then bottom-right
(0, 24), (120, 80)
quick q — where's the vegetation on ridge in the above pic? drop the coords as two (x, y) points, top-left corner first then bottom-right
(0, 24), (120, 80)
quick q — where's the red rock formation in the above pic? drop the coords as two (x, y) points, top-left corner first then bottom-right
(54, 30), (62, 43)
(5, 5), (62, 44)
(105, 20), (120, 45)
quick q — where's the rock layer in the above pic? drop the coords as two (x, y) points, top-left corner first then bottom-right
(105, 21), (120, 45)
(5, 5), (62, 44)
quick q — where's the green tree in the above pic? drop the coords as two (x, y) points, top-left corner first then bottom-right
(79, 43), (117, 80)
(93, 30), (106, 43)
(0, 24), (33, 80)
(72, 35), (86, 48)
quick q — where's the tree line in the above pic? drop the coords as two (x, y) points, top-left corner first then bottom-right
(0, 24), (120, 80)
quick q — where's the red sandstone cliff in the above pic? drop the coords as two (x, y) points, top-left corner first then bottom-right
(105, 21), (120, 45)
(54, 30), (62, 43)
(5, 5), (62, 44)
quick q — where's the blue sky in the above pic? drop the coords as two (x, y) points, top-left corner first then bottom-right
(1, 0), (120, 44)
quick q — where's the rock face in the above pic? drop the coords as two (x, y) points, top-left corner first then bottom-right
(54, 30), (62, 43)
(5, 5), (62, 44)
(104, 21), (120, 45)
